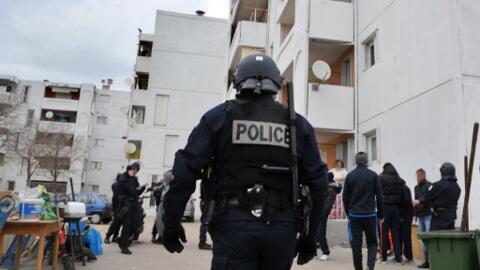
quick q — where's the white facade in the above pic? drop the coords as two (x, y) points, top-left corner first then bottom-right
(355, 0), (480, 228)
(228, 0), (480, 228)
(130, 11), (228, 195)
(0, 75), (129, 196)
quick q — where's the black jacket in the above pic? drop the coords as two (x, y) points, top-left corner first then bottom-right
(379, 163), (405, 206)
(117, 172), (141, 201)
(400, 184), (413, 218)
(422, 176), (461, 213)
(324, 175), (342, 216)
(414, 181), (432, 217)
(343, 165), (384, 218)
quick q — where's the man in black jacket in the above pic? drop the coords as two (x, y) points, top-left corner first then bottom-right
(105, 174), (122, 244)
(379, 163), (404, 264)
(343, 152), (384, 270)
(399, 184), (413, 263)
(414, 168), (432, 269)
(316, 172), (342, 261)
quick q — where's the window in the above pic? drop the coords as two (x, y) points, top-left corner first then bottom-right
(41, 109), (77, 123)
(135, 72), (149, 90)
(96, 116), (108, 125)
(44, 87), (80, 100)
(0, 153), (4, 166)
(90, 185), (100, 193)
(154, 95), (169, 126)
(126, 140), (142, 159)
(7, 181), (15, 191)
(93, 138), (105, 147)
(37, 157), (71, 170)
(363, 31), (377, 70)
(341, 58), (352, 86)
(131, 105), (146, 124)
(26, 109), (34, 127)
(23, 86), (30, 103)
(366, 131), (378, 163)
(163, 135), (179, 167)
(138, 40), (153, 57)
(35, 133), (74, 146)
(90, 161), (102, 170)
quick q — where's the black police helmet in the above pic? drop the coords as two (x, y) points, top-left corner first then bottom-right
(130, 162), (141, 171)
(233, 54), (282, 95)
(440, 162), (456, 179)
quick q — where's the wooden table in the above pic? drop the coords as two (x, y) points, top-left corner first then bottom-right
(0, 219), (61, 270)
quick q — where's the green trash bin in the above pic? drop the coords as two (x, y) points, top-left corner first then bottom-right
(418, 230), (480, 270)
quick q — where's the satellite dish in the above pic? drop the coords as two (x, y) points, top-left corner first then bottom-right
(125, 143), (137, 154)
(312, 60), (332, 81)
(45, 111), (54, 119)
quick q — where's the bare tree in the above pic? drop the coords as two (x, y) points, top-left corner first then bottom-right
(35, 122), (85, 194)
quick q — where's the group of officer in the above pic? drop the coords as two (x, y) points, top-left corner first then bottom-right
(104, 162), (147, 255)
(102, 54), (461, 270)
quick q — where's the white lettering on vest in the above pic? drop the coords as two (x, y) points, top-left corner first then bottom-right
(232, 120), (290, 148)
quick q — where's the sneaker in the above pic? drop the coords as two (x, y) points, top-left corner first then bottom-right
(121, 247), (132, 255)
(417, 262), (430, 269)
(198, 242), (212, 250)
(319, 254), (329, 261)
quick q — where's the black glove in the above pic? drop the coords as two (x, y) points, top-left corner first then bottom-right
(295, 235), (317, 265)
(163, 224), (187, 253)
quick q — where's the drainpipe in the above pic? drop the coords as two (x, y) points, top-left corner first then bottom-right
(353, 0), (360, 155)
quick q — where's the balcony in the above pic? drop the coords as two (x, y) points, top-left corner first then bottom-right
(309, 0), (353, 43)
(38, 121), (76, 134)
(306, 83), (354, 131)
(0, 92), (16, 109)
(135, 56), (151, 73)
(229, 20), (267, 69)
(42, 98), (79, 112)
(231, 0), (268, 24)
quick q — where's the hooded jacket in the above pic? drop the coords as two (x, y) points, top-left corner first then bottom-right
(379, 163), (405, 206)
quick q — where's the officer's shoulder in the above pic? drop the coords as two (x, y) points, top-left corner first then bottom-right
(202, 102), (230, 122)
(294, 113), (315, 133)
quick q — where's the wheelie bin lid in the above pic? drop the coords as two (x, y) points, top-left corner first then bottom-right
(418, 230), (478, 240)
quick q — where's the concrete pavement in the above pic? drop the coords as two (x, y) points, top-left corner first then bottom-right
(17, 216), (420, 269)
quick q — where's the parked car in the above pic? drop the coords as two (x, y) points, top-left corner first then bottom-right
(182, 197), (195, 222)
(74, 193), (112, 224)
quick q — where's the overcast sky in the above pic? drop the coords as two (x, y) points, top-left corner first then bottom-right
(0, 0), (229, 90)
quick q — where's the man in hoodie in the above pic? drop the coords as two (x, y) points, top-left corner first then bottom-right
(415, 163), (461, 231)
(399, 184), (413, 263)
(379, 163), (405, 264)
(343, 152), (384, 270)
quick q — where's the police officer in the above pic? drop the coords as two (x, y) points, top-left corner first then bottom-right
(149, 177), (166, 244)
(161, 54), (328, 269)
(414, 162), (461, 231)
(105, 173), (122, 244)
(117, 162), (146, 254)
(198, 179), (212, 250)
(343, 152), (384, 270)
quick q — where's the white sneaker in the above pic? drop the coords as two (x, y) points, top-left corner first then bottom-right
(319, 254), (329, 261)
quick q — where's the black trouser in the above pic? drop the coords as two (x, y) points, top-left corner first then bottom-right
(106, 209), (122, 239)
(118, 203), (141, 248)
(316, 212), (330, 255)
(348, 216), (377, 270)
(152, 204), (160, 240)
(200, 223), (208, 243)
(400, 214), (413, 260)
(199, 200), (210, 244)
(381, 205), (401, 262)
(430, 210), (455, 231)
(212, 208), (296, 270)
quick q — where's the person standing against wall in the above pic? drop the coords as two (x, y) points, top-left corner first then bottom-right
(399, 183), (414, 263)
(413, 168), (432, 269)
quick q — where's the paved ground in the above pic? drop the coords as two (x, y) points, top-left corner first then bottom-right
(17, 216), (420, 269)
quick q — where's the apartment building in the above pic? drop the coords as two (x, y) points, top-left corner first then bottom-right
(228, 0), (480, 227)
(0, 75), (129, 196)
(228, 0), (356, 170)
(129, 11), (228, 191)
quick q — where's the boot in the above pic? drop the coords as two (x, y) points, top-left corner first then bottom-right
(198, 242), (212, 250)
(120, 246), (132, 255)
(104, 235), (111, 244)
(417, 262), (430, 269)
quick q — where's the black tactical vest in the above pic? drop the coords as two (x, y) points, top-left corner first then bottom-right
(213, 97), (292, 198)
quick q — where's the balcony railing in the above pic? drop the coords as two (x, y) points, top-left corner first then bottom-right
(42, 98), (79, 112)
(38, 121), (76, 134)
(306, 83), (354, 131)
(309, 0), (353, 43)
(135, 56), (151, 73)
